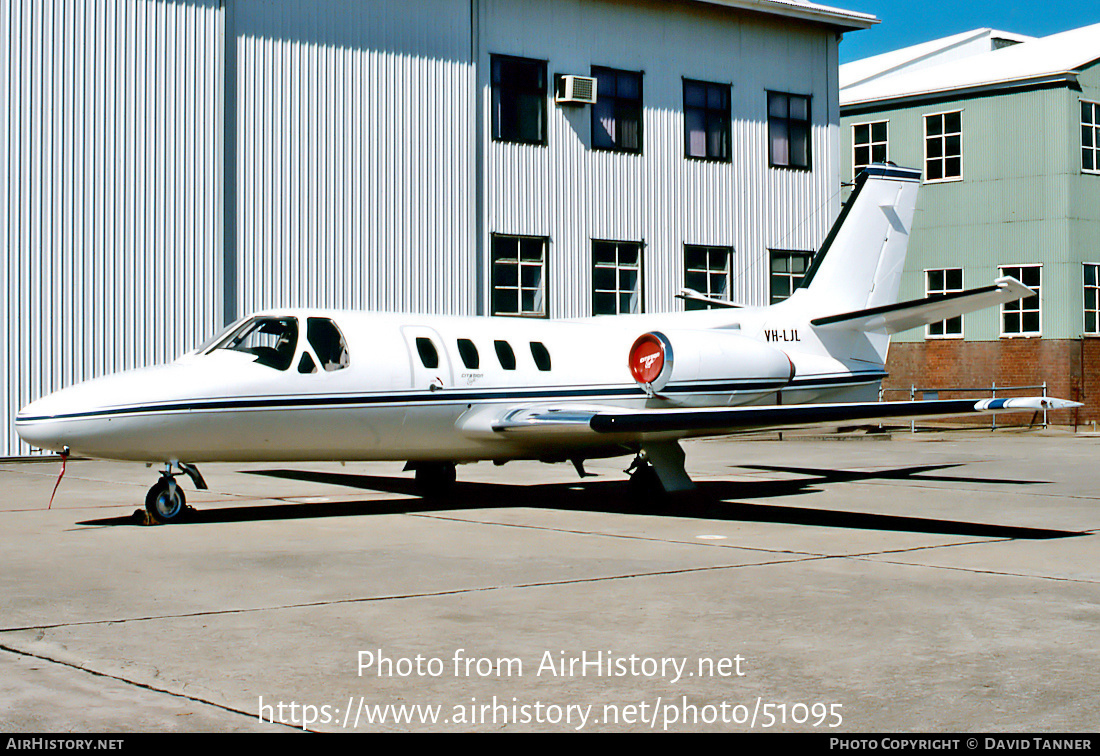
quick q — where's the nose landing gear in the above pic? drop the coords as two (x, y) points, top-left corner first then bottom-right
(144, 462), (208, 524)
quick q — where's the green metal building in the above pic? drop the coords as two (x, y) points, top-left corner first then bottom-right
(839, 25), (1100, 424)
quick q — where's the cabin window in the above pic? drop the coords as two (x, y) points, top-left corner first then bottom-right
(416, 337), (440, 369)
(924, 111), (962, 182)
(306, 318), (350, 371)
(1084, 101), (1100, 174)
(593, 240), (643, 315)
(297, 353), (317, 374)
(530, 341), (552, 371)
(212, 316), (298, 371)
(457, 338), (480, 369)
(852, 120), (888, 179)
(769, 250), (812, 303)
(768, 92), (811, 169)
(684, 79), (730, 162)
(592, 67), (642, 153)
(925, 268), (964, 338)
(684, 245), (733, 310)
(1000, 264), (1041, 336)
(495, 340), (517, 370)
(491, 55), (547, 145)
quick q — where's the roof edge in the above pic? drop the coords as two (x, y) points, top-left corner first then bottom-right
(841, 72), (1080, 113)
(690, 0), (878, 32)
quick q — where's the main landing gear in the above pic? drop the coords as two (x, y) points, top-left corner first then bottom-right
(144, 462), (207, 524)
(626, 441), (696, 494)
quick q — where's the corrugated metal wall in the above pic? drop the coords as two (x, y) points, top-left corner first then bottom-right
(3, 0), (845, 457)
(1, 0), (222, 456)
(233, 0), (476, 317)
(483, 0), (840, 316)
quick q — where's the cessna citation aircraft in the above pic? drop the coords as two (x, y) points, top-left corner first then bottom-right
(16, 165), (1079, 523)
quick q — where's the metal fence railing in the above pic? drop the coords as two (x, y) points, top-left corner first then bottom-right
(880, 382), (1049, 432)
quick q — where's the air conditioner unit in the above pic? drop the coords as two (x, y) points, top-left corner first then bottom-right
(555, 75), (597, 105)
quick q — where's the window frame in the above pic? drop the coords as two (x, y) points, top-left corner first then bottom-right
(1085, 263), (1100, 335)
(592, 239), (644, 315)
(768, 249), (813, 304)
(999, 264), (1042, 337)
(591, 66), (643, 154)
(924, 268), (964, 339)
(683, 78), (731, 162)
(490, 233), (549, 319)
(851, 119), (888, 180)
(490, 54), (548, 146)
(923, 110), (963, 183)
(767, 91), (812, 170)
(1083, 100), (1100, 175)
(683, 244), (733, 310)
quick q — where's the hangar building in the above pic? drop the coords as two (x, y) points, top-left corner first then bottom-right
(1, 0), (875, 456)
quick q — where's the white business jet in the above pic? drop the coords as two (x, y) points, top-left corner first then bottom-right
(15, 165), (1079, 523)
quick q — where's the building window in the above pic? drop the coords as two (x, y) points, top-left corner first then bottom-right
(926, 268), (963, 338)
(684, 245), (732, 310)
(769, 250), (813, 303)
(491, 235), (547, 317)
(593, 240), (643, 315)
(684, 80), (730, 161)
(1085, 264), (1100, 334)
(491, 55), (547, 145)
(852, 121), (888, 178)
(925, 111), (962, 182)
(592, 67), (642, 153)
(768, 92), (811, 169)
(1084, 101), (1100, 174)
(1000, 264), (1041, 336)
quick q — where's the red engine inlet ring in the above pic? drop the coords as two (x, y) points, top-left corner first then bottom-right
(629, 333), (668, 386)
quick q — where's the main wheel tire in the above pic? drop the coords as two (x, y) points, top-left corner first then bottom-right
(414, 462), (457, 498)
(145, 479), (187, 524)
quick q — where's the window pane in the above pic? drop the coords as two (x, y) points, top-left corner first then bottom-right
(854, 123), (868, 143)
(684, 81), (705, 108)
(926, 115), (943, 137)
(768, 93), (787, 118)
(944, 111), (961, 133)
(871, 121), (887, 141)
(789, 96), (808, 121)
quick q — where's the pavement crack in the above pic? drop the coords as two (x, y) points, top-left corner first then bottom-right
(0, 642), (301, 732)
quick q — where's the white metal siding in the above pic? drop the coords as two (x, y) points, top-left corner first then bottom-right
(2, 0), (221, 456)
(233, 0), (476, 317)
(482, 0), (841, 317)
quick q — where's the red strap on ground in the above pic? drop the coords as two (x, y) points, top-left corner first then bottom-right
(48, 450), (69, 510)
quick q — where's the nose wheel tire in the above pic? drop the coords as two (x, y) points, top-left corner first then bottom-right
(145, 479), (188, 524)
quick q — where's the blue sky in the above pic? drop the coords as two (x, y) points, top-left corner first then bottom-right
(837, 1), (1100, 62)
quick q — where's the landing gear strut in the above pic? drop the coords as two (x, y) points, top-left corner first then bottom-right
(144, 461), (207, 524)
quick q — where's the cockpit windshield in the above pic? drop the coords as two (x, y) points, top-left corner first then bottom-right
(207, 316), (299, 371)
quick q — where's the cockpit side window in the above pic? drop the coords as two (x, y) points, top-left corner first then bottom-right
(306, 317), (350, 372)
(211, 316), (299, 371)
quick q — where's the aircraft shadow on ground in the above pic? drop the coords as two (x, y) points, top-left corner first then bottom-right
(76, 463), (1081, 540)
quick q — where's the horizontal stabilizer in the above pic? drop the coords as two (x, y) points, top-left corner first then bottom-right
(810, 277), (1032, 334)
(469, 396), (1080, 442)
(676, 288), (743, 309)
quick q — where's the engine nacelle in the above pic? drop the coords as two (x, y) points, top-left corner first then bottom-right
(628, 329), (795, 400)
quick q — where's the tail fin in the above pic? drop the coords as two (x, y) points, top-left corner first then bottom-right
(801, 165), (921, 313)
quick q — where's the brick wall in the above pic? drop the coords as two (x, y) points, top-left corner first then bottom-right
(884, 339), (1100, 426)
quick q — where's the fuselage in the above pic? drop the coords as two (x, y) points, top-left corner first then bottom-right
(14, 299), (885, 465)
